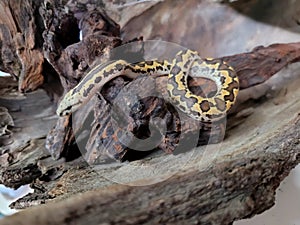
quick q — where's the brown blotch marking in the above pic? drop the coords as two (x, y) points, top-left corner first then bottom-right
(199, 100), (211, 112)
(83, 89), (88, 98)
(220, 76), (226, 85)
(103, 69), (113, 77)
(95, 76), (102, 83)
(124, 65), (132, 71)
(130, 67), (139, 73)
(223, 80), (239, 102)
(83, 83), (95, 97)
(183, 59), (192, 69)
(171, 64), (181, 75)
(73, 62), (113, 94)
(146, 67), (156, 73)
(131, 67), (147, 74)
(74, 74), (94, 94)
(200, 116), (207, 122)
(156, 65), (164, 71)
(146, 61), (154, 66)
(224, 92), (235, 102)
(179, 72), (186, 86)
(204, 113), (212, 119)
(115, 63), (124, 71)
(140, 69), (148, 74)
(226, 80), (239, 93)
(214, 98), (226, 112)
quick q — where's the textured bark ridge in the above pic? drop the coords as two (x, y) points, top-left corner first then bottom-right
(0, 1), (47, 92)
(0, 0), (300, 225)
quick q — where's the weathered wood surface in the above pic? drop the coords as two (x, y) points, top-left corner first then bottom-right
(0, 0), (300, 225)
(2, 122), (300, 225)
(1, 77), (300, 224)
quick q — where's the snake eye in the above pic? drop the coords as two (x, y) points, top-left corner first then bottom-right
(60, 106), (72, 116)
(60, 111), (68, 116)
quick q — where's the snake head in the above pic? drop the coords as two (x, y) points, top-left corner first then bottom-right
(56, 91), (82, 117)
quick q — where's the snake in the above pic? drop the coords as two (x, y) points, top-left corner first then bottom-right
(56, 49), (239, 122)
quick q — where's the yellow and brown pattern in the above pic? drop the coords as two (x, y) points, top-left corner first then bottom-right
(56, 49), (239, 122)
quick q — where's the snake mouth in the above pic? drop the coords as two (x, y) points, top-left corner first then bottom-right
(64, 100), (84, 116)
(57, 100), (83, 117)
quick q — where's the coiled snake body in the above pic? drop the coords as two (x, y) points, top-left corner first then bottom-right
(56, 49), (239, 122)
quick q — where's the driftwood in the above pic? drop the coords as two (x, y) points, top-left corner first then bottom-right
(0, 0), (300, 224)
